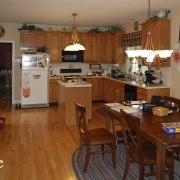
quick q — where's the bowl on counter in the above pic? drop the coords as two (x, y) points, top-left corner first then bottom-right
(152, 80), (161, 84)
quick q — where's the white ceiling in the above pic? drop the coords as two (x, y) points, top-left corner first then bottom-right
(0, 0), (180, 27)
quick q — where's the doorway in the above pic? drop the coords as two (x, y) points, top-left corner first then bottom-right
(0, 42), (13, 103)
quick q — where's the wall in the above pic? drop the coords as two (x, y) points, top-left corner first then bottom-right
(169, 6), (180, 99)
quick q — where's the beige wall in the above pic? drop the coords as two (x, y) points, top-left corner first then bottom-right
(0, 22), (22, 57)
(169, 6), (180, 99)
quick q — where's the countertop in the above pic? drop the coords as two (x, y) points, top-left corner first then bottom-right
(50, 75), (169, 89)
(58, 80), (92, 88)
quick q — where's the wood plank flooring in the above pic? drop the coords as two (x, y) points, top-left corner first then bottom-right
(0, 101), (106, 180)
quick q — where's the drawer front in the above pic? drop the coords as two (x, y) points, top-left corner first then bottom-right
(137, 87), (147, 96)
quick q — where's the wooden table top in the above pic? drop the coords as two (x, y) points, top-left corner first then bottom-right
(102, 103), (180, 148)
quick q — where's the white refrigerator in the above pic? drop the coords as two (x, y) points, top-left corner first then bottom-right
(21, 53), (49, 108)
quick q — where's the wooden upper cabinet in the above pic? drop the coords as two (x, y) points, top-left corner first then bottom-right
(20, 31), (48, 50)
(97, 33), (111, 63)
(33, 32), (48, 49)
(83, 33), (98, 63)
(20, 31), (34, 49)
(110, 32), (125, 64)
(48, 32), (62, 64)
(141, 19), (170, 50)
(141, 19), (171, 67)
(61, 32), (72, 50)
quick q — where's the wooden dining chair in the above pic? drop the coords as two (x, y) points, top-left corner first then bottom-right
(75, 102), (117, 172)
(163, 96), (180, 160)
(120, 109), (174, 180)
(163, 96), (180, 112)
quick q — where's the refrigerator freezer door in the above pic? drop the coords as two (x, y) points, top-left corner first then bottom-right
(21, 70), (49, 108)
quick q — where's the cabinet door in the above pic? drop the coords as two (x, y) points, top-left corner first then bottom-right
(141, 19), (170, 50)
(104, 79), (113, 102)
(97, 33), (110, 63)
(110, 32), (125, 64)
(61, 32), (72, 50)
(112, 81), (124, 102)
(83, 33), (98, 63)
(137, 87), (147, 101)
(49, 79), (59, 103)
(20, 31), (34, 50)
(48, 32), (62, 64)
(94, 78), (104, 100)
(33, 32), (48, 48)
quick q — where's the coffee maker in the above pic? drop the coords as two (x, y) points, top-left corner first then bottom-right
(144, 70), (156, 84)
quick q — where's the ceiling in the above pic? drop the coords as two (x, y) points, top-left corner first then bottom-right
(0, 0), (180, 27)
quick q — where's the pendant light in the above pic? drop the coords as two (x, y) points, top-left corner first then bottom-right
(125, 0), (173, 67)
(64, 13), (85, 51)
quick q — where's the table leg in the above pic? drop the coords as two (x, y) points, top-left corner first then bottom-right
(105, 114), (111, 131)
(156, 142), (166, 180)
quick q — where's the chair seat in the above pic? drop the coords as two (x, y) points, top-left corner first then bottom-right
(87, 128), (115, 143)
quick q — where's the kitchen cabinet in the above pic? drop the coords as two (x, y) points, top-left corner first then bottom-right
(48, 32), (62, 64)
(49, 79), (59, 103)
(33, 32), (49, 48)
(20, 31), (48, 50)
(85, 77), (104, 100)
(83, 33), (98, 63)
(110, 32), (125, 64)
(97, 33), (111, 63)
(61, 32), (72, 50)
(141, 19), (171, 67)
(137, 87), (170, 101)
(20, 31), (34, 50)
(104, 79), (124, 102)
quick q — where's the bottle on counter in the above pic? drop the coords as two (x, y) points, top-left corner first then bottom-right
(49, 66), (53, 76)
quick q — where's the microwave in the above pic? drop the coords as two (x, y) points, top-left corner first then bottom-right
(62, 50), (84, 63)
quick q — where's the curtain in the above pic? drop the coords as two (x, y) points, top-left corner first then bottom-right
(122, 31), (142, 47)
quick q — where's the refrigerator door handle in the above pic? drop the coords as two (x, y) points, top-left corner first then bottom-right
(32, 74), (41, 79)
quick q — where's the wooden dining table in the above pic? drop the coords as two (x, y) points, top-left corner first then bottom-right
(101, 103), (180, 180)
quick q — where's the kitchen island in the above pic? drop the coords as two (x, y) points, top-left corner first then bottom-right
(58, 80), (92, 125)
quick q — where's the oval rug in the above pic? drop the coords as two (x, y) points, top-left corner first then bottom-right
(72, 144), (180, 180)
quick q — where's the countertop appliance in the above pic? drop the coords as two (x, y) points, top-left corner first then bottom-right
(21, 53), (49, 108)
(62, 50), (84, 63)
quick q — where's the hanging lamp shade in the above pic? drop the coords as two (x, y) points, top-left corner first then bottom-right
(125, 0), (173, 67)
(64, 13), (85, 51)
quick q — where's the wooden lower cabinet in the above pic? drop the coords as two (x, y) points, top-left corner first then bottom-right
(85, 77), (104, 100)
(49, 79), (59, 103)
(104, 79), (124, 102)
(137, 87), (170, 102)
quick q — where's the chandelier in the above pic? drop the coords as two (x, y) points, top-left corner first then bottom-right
(64, 13), (85, 51)
(125, 0), (173, 67)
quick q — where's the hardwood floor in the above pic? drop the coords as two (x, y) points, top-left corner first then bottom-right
(0, 101), (106, 180)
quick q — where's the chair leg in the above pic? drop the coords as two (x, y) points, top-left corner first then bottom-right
(168, 158), (174, 180)
(123, 154), (130, 180)
(83, 144), (91, 173)
(77, 140), (83, 160)
(139, 163), (144, 180)
(101, 144), (105, 157)
(112, 141), (116, 169)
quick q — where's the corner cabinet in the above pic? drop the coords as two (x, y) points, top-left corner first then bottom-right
(104, 79), (124, 102)
(141, 19), (171, 67)
(110, 32), (125, 64)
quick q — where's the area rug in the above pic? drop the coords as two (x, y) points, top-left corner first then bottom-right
(72, 144), (180, 180)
